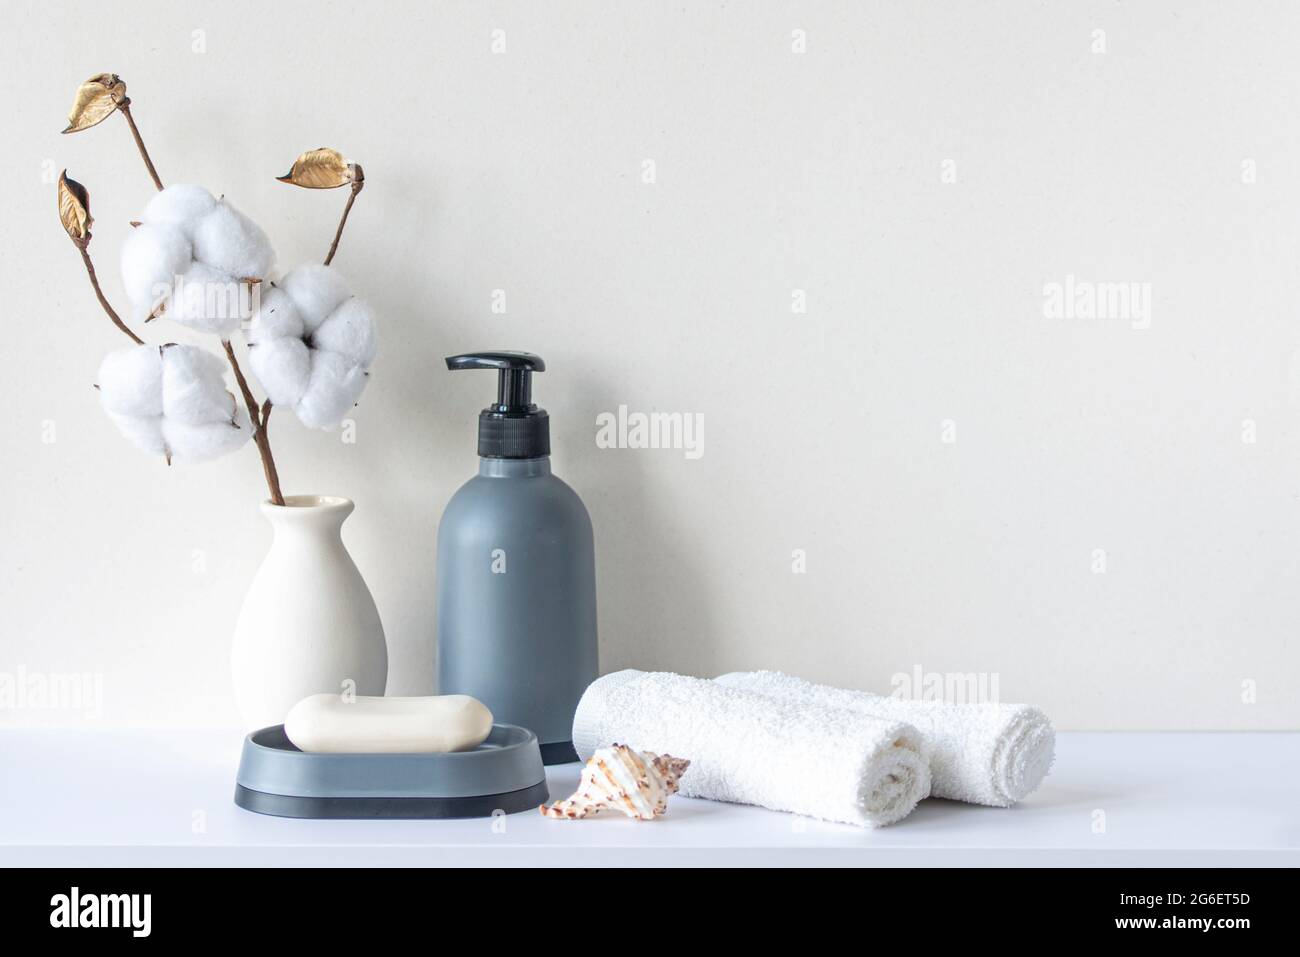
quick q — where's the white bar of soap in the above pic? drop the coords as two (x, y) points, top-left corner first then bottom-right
(284, 694), (494, 754)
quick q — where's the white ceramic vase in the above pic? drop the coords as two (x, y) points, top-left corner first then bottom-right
(231, 495), (388, 730)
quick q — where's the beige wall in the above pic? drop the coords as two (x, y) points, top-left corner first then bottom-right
(3, 0), (1297, 729)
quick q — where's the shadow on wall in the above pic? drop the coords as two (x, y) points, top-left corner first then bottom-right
(566, 365), (719, 680)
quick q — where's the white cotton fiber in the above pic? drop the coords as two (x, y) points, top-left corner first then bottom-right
(281, 263), (351, 332)
(249, 336), (311, 407)
(161, 345), (236, 425)
(244, 263), (376, 430)
(311, 297), (377, 367)
(163, 403), (252, 463)
(120, 223), (191, 320)
(96, 345), (164, 417)
(169, 263), (244, 337)
(191, 200), (276, 280)
(296, 349), (368, 429)
(97, 341), (250, 463)
(141, 185), (218, 237)
(247, 286), (304, 344)
(124, 188), (276, 333)
(106, 412), (167, 456)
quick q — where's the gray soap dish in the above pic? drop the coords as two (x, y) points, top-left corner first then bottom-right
(234, 723), (548, 819)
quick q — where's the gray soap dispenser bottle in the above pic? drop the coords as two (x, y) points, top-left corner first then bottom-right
(437, 351), (598, 764)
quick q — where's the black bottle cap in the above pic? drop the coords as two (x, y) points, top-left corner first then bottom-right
(445, 351), (550, 459)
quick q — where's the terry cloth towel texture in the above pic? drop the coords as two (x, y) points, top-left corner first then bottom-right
(716, 671), (1055, 807)
(571, 669), (931, 827)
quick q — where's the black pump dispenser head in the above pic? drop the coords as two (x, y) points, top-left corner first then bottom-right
(446, 351), (550, 459)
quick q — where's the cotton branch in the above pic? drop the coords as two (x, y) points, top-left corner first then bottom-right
(75, 241), (144, 345)
(324, 167), (364, 266)
(58, 172), (143, 344)
(223, 340), (285, 506)
(116, 95), (283, 504)
(116, 98), (163, 191)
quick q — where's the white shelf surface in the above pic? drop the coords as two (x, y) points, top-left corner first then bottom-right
(1, 730), (1295, 866)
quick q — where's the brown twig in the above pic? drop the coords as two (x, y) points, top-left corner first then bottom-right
(323, 173), (364, 266)
(223, 340), (285, 506)
(116, 99), (163, 191)
(76, 241), (144, 344)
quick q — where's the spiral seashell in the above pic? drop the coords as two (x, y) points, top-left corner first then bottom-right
(540, 744), (691, 820)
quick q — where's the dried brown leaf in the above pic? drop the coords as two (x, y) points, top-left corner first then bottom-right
(276, 147), (355, 189)
(57, 170), (92, 240)
(63, 73), (127, 133)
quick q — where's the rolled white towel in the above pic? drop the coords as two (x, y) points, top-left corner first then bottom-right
(572, 669), (930, 827)
(716, 671), (1054, 807)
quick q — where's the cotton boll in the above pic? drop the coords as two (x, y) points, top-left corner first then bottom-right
(141, 185), (218, 237)
(295, 350), (368, 429)
(120, 223), (191, 320)
(100, 342), (248, 462)
(163, 403), (252, 463)
(247, 286), (304, 344)
(161, 345), (235, 425)
(96, 345), (164, 417)
(107, 412), (167, 457)
(311, 297), (377, 368)
(249, 261), (378, 430)
(249, 336), (311, 407)
(191, 200), (276, 280)
(168, 263), (245, 337)
(281, 263), (351, 332)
